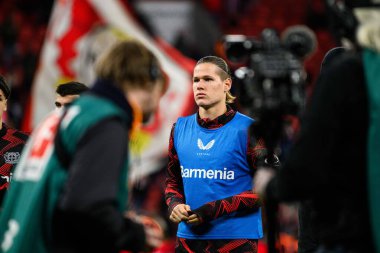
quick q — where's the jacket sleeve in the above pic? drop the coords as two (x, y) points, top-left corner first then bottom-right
(191, 190), (261, 223)
(164, 123), (186, 214)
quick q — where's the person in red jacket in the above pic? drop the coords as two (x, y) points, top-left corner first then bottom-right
(0, 75), (29, 206)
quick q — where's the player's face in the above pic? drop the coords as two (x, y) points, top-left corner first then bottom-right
(55, 94), (80, 109)
(193, 63), (230, 110)
(0, 90), (7, 117)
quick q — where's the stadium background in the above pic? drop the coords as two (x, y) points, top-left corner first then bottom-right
(0, 0), (338, 252)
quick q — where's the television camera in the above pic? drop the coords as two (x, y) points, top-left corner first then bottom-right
(223, 26), (317, 156)
(223, 26), (317, 253)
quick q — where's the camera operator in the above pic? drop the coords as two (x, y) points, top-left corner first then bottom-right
(254, 1), (380, 253)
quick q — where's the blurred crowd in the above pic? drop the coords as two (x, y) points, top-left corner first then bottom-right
(0, 0), (52, 128)
(0, 0), (337, 130)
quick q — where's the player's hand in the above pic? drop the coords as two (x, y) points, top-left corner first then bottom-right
(186, 211), (201, 225)
(253, 167), (276, 197)
(125, 211), (164, 251)
(169, 204), (192, 223)
(137, 215), (164, 250)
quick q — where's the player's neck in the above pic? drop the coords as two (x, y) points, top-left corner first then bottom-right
(199, 104), (227, 120)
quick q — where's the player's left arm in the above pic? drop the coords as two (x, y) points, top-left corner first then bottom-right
(187, 190), (261, 225)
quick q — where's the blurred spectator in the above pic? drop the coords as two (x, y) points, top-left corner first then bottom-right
(0, 39), (167, 253)
(254, 2), (379, 253)
(55, 81), (89, 109)
(0, 75), (28, 207)
(0, 0), (52, 128)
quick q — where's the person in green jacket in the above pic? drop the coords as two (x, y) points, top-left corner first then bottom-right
(0, 39), (167, 253)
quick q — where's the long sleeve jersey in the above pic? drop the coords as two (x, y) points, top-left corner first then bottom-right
(165, 106), (267, 223)
(0, 123), (28, 205)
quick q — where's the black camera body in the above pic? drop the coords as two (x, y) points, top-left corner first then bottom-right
(224, 27), (316, 119)
(223, 26), (316, 153)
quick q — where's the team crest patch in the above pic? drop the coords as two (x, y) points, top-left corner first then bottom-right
(4, 152), (21, 164)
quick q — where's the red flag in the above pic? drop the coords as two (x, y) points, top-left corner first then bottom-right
(27, 0), (195, 181)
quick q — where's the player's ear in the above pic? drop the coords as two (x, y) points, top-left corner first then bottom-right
(224, 78), (232, 92)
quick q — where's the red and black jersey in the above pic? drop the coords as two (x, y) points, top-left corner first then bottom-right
(0, 123), (29, 204)
(165, 105), (269, 252)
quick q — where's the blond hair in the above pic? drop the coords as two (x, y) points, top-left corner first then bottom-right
(355, 9), (380, 53)
(95, 39), (163, 90)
